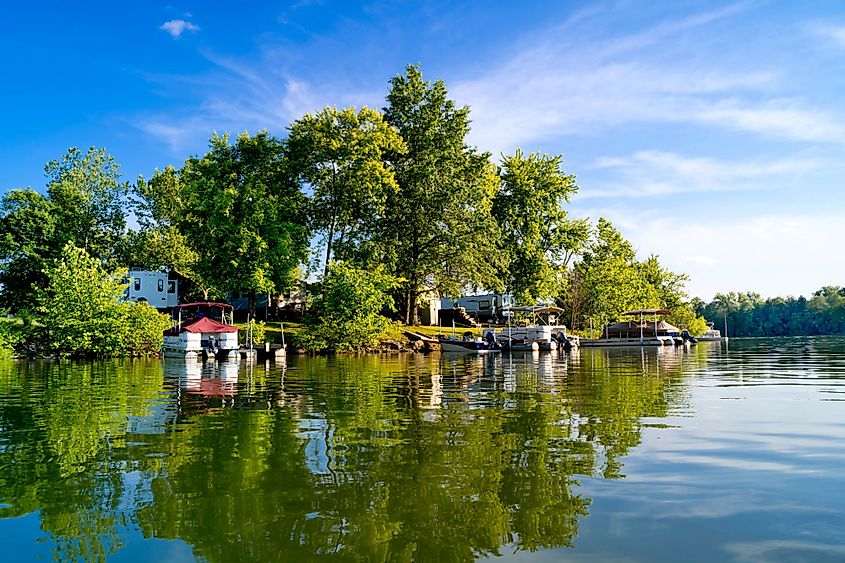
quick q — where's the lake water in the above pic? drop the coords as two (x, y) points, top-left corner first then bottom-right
(1, 337), (844, 562)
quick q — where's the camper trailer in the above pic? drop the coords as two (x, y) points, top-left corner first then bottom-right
(440, 293), (512, 323)
(123, 269), (178, 309)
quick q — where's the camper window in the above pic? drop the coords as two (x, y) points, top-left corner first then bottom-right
(158, 279), (165, 292)
(478, 300), (491, 310)
(133, 278), (141, 291)
(167, 280), (176, 294)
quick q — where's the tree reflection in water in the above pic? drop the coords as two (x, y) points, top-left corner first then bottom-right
(0, 346), (709, 561)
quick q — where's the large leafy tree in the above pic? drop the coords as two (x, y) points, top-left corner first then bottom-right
(45, 147), (128, 258)
(563, 220), (706, 334)
(135, 132), (310, 311)
(0, 147), (128, 312)
(380, 65), (502, 323)
(0, 189), (58, 311)
(285, 106), (405, 277)
(493, 150), (589, 304)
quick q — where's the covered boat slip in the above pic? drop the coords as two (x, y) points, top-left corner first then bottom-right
(163, 302), (241, 360)
(580, 308), (691, 348)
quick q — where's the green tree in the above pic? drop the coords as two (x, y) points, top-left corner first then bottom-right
(132, 165), (213, 299)
(567, 218), (649, 333)
(136, 133), (310, 310)
(45, 147), (128, 259)
(380, 65), (502, 323)
(0, 189), (59, 311)
(638, 254), (707, 335)
(0, 147), (129, 312)
(298, 261), (399, 352)
(494, 150), (589, 304)
(285, 106), (405, 277)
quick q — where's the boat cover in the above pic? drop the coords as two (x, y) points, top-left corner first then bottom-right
(164, 316), (238, 336)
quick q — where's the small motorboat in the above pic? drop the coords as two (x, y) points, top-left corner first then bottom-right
(438, 331), (500, 353)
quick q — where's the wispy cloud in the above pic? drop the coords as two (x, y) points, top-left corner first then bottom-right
(808, 23), (845, 48)
(582, 150), (824, 198)
(448, 4), (845, 154)
(138, 3), (845, 158)
(160, 19), (200, 39)
(133, 49), (382, 152)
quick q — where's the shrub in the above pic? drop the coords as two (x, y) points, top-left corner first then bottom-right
(299, 262), (399, 352)
(0, 321), (22, 359)
(124, 301), (173, 355)
(36, 244), (172, 357)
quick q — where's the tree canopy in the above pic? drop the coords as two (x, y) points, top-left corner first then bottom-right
(0, 64), (728, 347)
(135, 132), (310, 308)
(285, 106), (405, 277)
(0, 147), (129, 312)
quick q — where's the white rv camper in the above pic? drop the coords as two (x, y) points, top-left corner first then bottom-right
(124, 269), (178, 309)
(440, 293), (512, 323)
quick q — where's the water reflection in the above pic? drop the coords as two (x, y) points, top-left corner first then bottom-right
(2, 340), (841, 561)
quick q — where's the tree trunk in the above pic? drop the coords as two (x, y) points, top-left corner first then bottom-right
(403, 287), (411, 325)
(323, 216), (336, 279)
(249, 291), (257, 320)
(410, 288), (419, 326)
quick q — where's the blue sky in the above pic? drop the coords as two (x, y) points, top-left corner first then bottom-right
(2, 1), (844, 300)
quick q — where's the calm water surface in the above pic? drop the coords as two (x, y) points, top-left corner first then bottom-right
(1, 337), (844, 562)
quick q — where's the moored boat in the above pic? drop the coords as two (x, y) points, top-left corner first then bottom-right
(437, 333), (500, 354)
(163, 302), (240, 360)
(495, 306), (577, 351)
(697, 322), (727, 342)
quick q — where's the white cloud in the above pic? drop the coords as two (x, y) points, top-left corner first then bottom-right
(160, 19), (200, 39)
(447, 6), (845, 154)
(582, 150), (825, 198)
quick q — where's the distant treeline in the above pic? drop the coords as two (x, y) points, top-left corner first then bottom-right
(694, 287), (845, 337)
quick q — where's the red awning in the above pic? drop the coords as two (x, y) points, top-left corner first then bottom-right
(164, 316), (238, 336)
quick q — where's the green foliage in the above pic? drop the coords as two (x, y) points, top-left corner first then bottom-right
(132, 166), (217, 299)
(0, 321), (23, 359)
(0, 189), (58, 311)
(35, 244), (171, 357)
(123, 301), (174, 356)
(379, 65), (503, 323)
(567, 218), (649, 330)
(299, 262), (399, 352)
(134, 132), (310, 307)
(45, 147), (128, 259)
(494, 150), (589, 304)
(285, 106), (405, 276)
